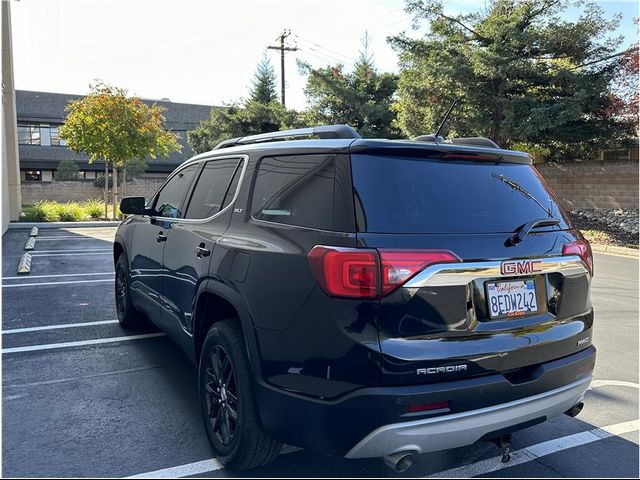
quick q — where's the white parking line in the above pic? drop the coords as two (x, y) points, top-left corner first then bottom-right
(2, 320), (119, 334)
(126, 459), (224, 479)
(2, 333), (165, 354)
(30, 252), (111, 257)
(27, 249), (112, 253)
(36, 236), (115, 240)
(425, 419), (639, 478)
(4, 364), (165, 388)
(3, 272), (113, 280)
(589, 379), (640, 390)
(3, 278), (114, 288)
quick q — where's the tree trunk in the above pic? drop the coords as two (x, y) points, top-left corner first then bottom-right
(112, 164), (119, 221)
(122, 167), (127, 199)
(103, 161), (108, 220)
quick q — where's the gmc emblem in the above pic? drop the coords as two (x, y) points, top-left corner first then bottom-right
(501, 259), (543, 275)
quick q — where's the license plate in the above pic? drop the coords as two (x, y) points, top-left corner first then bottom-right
(486, 279), (538, 319)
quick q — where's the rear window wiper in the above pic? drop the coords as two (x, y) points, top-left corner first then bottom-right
(508, 217), (561, 246)
(491, 174), (552, 217)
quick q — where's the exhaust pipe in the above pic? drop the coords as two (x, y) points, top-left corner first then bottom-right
(564, 401), (584, 417)
(383, 451), (416, 472)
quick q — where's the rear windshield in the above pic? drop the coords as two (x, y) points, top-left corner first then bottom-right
(351, 154), (570, 234)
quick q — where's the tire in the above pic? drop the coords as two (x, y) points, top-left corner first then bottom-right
(199, 319), (282, 470)
(114, 254), (144, 329)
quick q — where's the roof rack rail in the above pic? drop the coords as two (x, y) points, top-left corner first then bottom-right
(213, 124), (360, 150)
(413, 135), (500, 149)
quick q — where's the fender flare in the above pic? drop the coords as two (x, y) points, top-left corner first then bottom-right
(192, 279), (263, 380)
(113, 234), (129, 267)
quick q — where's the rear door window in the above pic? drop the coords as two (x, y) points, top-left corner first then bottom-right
(185, 158), (242, 219)
(351, 154), (569, 234)
(251, 154), (335, 230)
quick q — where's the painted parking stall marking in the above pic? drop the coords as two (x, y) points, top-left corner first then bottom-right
(3, 278), (114, 288)
(2, 319), (119, 334)
(3, 271), (114, 280)
(2, 333), (166, 354)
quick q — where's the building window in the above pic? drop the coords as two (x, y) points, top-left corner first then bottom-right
(18, 123), (67, 146)
(17, 124), (41, 145)
(24, 170), (42, 181)
(50, 126), (67, 146)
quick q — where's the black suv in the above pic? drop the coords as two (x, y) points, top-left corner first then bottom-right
(115, 125), (595, 471)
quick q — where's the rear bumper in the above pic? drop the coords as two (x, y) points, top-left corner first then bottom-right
(255, 345), (595, 457)
(346, 375), (591, 458)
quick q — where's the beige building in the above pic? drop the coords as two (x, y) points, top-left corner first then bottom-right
(2, 0), (22, 232)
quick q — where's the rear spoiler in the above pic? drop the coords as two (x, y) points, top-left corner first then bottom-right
(350, 140), (533, 165)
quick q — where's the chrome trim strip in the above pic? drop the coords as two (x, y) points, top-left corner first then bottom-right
(404, 255), (589, 288)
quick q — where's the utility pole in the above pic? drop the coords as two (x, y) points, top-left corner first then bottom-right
(267, 29), (298, 106)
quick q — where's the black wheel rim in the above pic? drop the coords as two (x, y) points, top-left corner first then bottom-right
(205, 345), (238, 446)
(115, 264), (127, 320)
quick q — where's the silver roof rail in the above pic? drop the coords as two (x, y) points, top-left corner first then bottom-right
(213, 125), (360, 150)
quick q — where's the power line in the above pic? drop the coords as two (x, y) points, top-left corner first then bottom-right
(299, 44), (355, 66)
(293, 35), (358, 63)
(267, 29), (299, 106)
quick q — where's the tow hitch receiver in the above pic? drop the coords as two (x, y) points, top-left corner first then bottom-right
(492, 434), (512, 463)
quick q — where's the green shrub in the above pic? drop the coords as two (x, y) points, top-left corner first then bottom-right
(57, 202), (84, 221)
(20, 206), (42, 222)
(83, 199), (105, 219)
(56, 159), (79, 181)
(34, 200), (61, 222)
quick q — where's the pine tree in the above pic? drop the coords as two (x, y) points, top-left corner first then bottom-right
(250, 54), (278, 104)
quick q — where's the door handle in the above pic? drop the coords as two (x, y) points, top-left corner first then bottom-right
(195, 244), (210, 259)
(156, 232), (167, 243)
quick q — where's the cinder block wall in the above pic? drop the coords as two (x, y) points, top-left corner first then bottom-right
(21, 179), (165, 206)
(535, 160), (639, 210)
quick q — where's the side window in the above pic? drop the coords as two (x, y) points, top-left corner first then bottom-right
(153, 164), (199, 218)
(185, 158), (242, 219)
(251, 154), (335, 230)
(221, 161), (244, 210)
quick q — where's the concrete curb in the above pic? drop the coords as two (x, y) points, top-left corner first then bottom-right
(8, 221), (120, 229)
(591, 243), (639, 258)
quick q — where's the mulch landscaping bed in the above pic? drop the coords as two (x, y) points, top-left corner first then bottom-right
(569, 212), (639, 248)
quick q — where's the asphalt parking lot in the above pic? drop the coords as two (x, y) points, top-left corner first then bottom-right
(2, 225), (638, 478)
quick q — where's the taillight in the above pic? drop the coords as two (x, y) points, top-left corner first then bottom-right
(562, 239), (593, 276)
(307, 246), (378, 298)
(307, 246), (460, 299)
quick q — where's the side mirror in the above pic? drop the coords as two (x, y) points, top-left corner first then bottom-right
(119, 196), (146, 215)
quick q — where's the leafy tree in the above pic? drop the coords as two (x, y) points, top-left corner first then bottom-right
(390, 0), (632, 160)
(60, 82), (181, 219)
(300, 34), (400, 138)
(250, 54), (279, 104)
(55, 159), (79, 181)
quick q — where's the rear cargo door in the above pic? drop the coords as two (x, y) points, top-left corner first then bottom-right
(351, 150), (594, 385)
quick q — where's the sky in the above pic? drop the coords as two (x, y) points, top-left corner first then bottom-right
(10, 0), (639, 112)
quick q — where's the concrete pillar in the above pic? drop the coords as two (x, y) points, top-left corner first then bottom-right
(2, 0), (22, 232)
